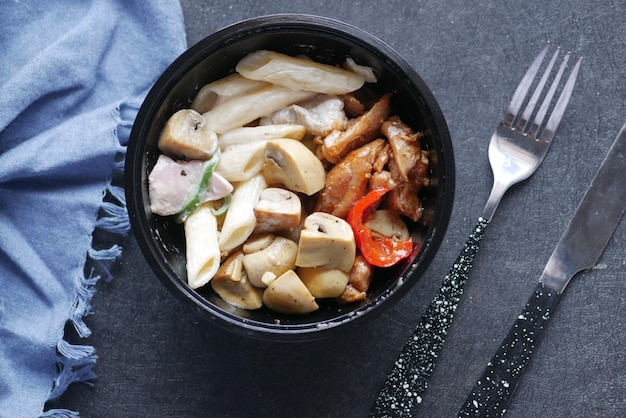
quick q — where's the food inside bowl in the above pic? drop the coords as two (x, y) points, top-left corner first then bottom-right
(147, 49), (430, 314)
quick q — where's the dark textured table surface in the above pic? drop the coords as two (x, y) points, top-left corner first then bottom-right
(57, 1), (625, 417)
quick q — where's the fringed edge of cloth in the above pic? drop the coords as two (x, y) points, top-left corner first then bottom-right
(42, 100), (137, 417)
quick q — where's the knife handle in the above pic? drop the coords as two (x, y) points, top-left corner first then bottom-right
(370, 217), (489, 418)
(458, 282), (561, 417)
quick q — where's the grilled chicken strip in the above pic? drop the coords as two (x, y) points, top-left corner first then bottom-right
(336, 254), (373, 304)
(382, 116), (429, 222)
(314, 138), (387, 219)
(319, 92), (391, 164)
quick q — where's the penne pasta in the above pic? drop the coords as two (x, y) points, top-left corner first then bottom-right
(191, 73), (268, 113)
(184, 203), (221, 289)
(236, 50), (366, 95)
(218, 173), (267, 252)
(202, 84), (316, 134)
(218, 124), (306, 148)
(215, 141), (268, 182)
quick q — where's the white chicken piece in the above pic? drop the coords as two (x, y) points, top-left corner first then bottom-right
(343, 57), (377, 83)
(148, 154), (233, 217)
(260, 94), (349, 137)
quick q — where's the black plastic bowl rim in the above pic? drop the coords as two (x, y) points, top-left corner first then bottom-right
(125, 13), (455, 341)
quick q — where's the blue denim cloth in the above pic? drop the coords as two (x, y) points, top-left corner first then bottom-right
(0, 1), (186, 416)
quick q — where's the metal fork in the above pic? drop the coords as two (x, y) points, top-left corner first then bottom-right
(370, 45), (582, 418)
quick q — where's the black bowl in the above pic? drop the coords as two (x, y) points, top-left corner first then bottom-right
(125, 14), (455, 341)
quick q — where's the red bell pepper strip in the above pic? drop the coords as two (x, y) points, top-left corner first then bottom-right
(346, 188), (413, 268)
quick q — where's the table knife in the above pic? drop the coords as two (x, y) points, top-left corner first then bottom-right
(458, 121), (626, 417)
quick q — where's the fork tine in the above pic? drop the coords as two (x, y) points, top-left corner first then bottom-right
(516, 47), (560, 133)
(536, 56), (583, 142)
(527, 51), (570, 139)
(503, 44), (549, 128)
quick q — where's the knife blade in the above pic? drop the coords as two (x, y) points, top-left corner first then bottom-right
(458, 121), (626, 417)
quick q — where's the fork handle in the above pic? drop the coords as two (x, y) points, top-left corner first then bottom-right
(370, 217), (489, 417)
(457, 282), (562, 417)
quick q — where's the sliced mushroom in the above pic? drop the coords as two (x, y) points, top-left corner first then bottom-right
(253, 187), (302, 234)
(211, 250), (263, 310)
(242, 234), (298, 288)
(242, 233), (275, 254)
(158, 109), (218, 161)
(262, 270), (319, 314)
(295, 212), (356, 272)
(297, 266), (350, 298)
(364, 209), (410, 241)
(281, 205), (308, 244)
(262, 139), (326, 196)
